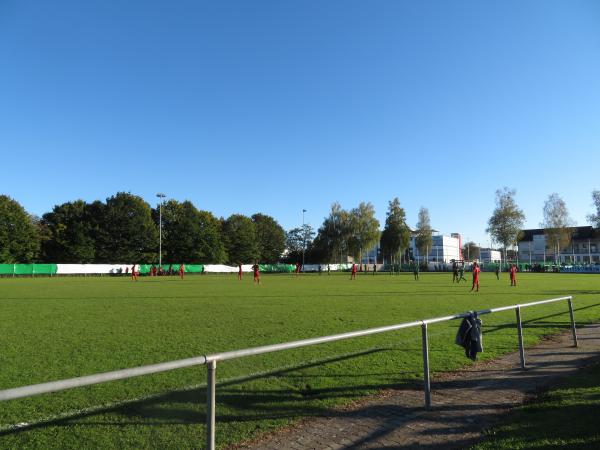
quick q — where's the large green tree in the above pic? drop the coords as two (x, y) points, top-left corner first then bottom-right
(587, 190), (600, 228)
(222, 214), (258, 264)
(486, 187), (525, 263)
(314, 202), (352, 263)
(41, 200), (99, 262)
(252, 213), (286, 263)
(285, 225), (316, 263)
(462, 241), (480, 261)
(542, 193), (574, 263)
(0, 195), (40, 263)
(159, 200), (226, 263)
(97, 192), (158, 263)
(347, 202), (380, 262)
(415, 207), (433, 262)
(380, 198), (410, 265)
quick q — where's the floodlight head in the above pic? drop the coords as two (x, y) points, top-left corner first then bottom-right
(156, 193), (166, 198)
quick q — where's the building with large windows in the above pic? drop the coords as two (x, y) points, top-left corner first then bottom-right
(517, 226), (600, 264)
(359, 232), (464, 265)
(410, 233), (462, 264)
(479, 248), (502, 263)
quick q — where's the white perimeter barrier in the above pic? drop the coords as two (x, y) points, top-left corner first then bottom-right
(52, 264), (357, 275)
(302, 264), (352, 272)
(57, 264), (133, 275)
(56, 264), (264, 275)
(203, 265), (254, 273)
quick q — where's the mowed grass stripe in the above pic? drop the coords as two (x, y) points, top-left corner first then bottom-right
(0, 273), (599, 449)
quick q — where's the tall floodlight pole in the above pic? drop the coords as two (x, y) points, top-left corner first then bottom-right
(156, 193), (166, 267)
(302, 209), (307, 271)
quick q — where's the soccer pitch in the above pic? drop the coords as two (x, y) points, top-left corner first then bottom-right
(1, 273), (599, 449)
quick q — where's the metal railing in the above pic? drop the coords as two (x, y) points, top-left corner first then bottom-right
(0, 296), (578, 450)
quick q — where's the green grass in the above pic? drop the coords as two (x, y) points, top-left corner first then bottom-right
(0, 272), (599, 449)
(473, 361), (600, 449)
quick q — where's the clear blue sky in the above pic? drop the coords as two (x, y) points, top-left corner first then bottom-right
(1, 0), (599, 246)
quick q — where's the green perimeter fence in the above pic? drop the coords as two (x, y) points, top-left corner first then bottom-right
(0, 264), (58, 276)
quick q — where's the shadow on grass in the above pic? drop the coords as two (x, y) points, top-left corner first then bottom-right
(481, 302), (600, 335)
(0, 347), (417, 434)
(4, 353), (600, 450)
(3, 323), (599, 449)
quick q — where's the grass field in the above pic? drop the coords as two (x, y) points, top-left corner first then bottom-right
(1, 272), (599, 449)
(473, 361), (600, 449)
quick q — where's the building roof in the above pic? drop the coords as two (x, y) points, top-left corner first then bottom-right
(519, 226), (598, 242)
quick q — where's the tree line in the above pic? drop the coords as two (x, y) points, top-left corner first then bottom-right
(0, 193), (286, 264)
(1, 189), (599, 264)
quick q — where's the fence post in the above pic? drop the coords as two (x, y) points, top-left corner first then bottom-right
(567, 297), (578, 347)
(515, 306), (526, 369)
(421, 322), (431, 408)
(206, 359), (217, 450)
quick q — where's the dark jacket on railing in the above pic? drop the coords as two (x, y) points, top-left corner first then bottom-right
(455, 313), (483, 360)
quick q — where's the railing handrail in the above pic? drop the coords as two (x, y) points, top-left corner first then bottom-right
(0, 355), (207, 402)
(0, 296), (572, 403)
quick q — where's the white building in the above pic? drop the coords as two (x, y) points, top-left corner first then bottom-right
(360, 242), (381, 264)
(410, 233), (462, 264)
(479, 248), (502, 263)
(517, 226), (600, 264)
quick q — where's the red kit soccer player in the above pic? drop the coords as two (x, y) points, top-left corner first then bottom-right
(470, 262), (480, 292)
(238, 263), (243, 281)
(179, 264), (185, 280)
(510, 264), (517, 286)
(252, 263), (260, 284)
(350, 263), (357, 280)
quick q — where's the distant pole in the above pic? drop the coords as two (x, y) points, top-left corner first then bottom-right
(466, 236), (469, 262)
(156, 193), (166, 267)
(302, 209), (307, 271)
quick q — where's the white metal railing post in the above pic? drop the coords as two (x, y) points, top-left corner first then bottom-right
(568, 297), (578, 347)
(515, 306), (526, 369)
(421, 322), (431, 408)
(206, 359), (217, 450)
